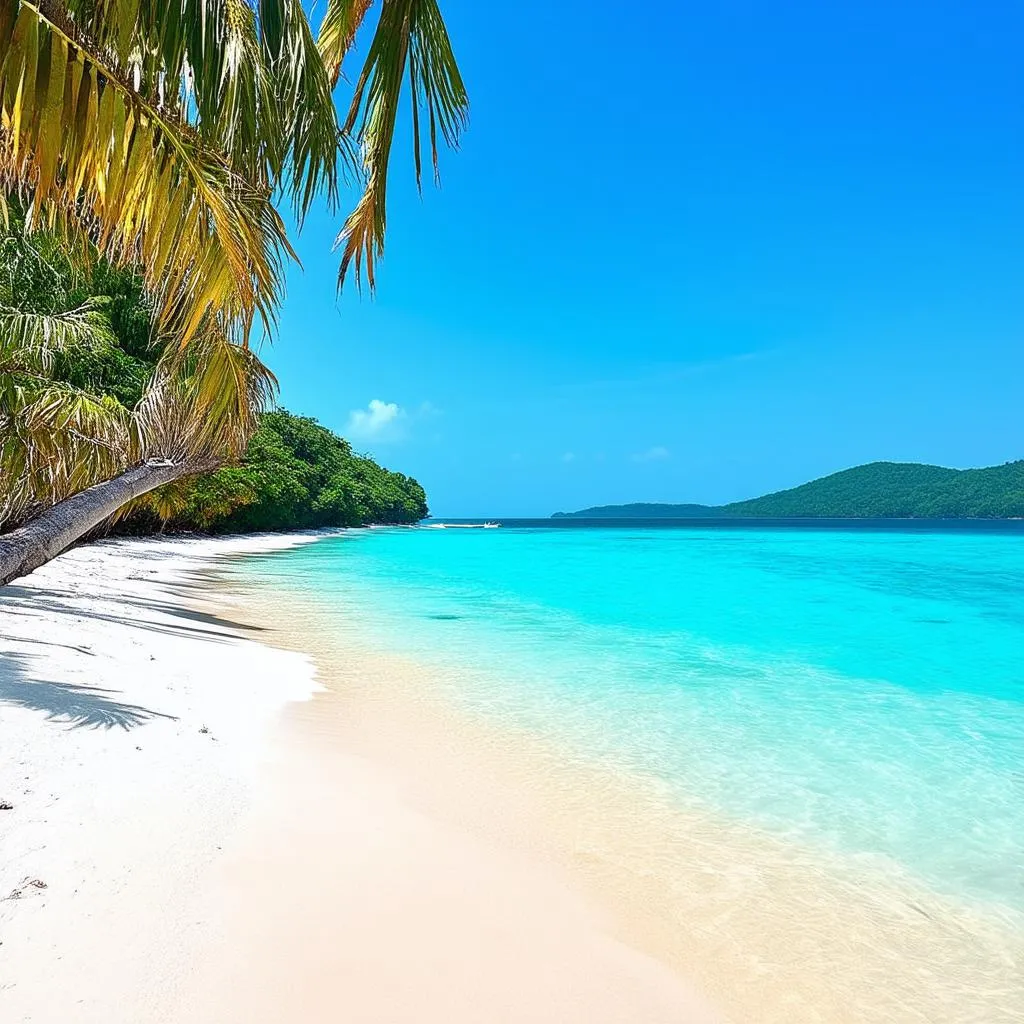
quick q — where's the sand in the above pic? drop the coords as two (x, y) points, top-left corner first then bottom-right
(0, 535), (718, 1024)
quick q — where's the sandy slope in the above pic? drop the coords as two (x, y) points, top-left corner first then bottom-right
(0, 535), (718, 1024)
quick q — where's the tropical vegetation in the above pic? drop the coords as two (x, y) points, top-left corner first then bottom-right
(137, 411), (428, 533)
(556, 461), (1024, 519)
(0, 0), (465, 584)
(0, 201), (425, 538)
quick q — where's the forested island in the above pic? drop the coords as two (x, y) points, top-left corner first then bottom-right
(555, 461), (1024, 519)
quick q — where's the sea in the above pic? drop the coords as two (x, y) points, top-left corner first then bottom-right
(232, 519), (1024, 1020)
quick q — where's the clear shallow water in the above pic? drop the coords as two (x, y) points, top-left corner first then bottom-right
(242, 525), (1024, 918)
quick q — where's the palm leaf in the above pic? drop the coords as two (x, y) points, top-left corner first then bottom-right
(60, 0), (343, 218)
(0, 376), (132, 515)
(1, 1), (292, 340)
(135, 326), (278, 464)
(257, 0), (347, 217)
(0, 296), (115, 374)
(324, 0), (468, 290)
(317, 0), (373, 85)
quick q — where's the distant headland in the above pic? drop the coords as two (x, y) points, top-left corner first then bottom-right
(553, 460), (1024, 520)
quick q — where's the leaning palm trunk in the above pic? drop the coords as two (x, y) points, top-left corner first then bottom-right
(1, 310), (276, 584)
(0, 457), (216, 586)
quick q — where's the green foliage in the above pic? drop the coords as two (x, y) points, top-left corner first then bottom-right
(724, 461), (1024, 518)
(51, 344), (155, 409)
(152, 411), (428, 532)
(2, 217), (428, 535)
(0, 210), (160, 408)
(558, 462), (1024, 520)
(0, 215), (148, 524)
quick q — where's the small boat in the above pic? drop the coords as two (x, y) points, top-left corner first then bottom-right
(423, 521), (501, 529)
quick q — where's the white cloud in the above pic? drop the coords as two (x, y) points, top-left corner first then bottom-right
(346, 399), (404, 441)
(632, 445), (670, 463)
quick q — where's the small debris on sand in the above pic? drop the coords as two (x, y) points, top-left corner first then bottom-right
(5, 878), (48, 901)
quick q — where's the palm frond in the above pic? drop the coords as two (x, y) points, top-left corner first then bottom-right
(0, 1), (292, 340)
(0, 377), (132, 517)
(258, 0), (347, 216)
(133, 477), (193, 524)
(135, 326), (277, 464)
(58, 0), (343, 218)
(317, 0), (373, 86)
(0, 296), (115, 373)
(329, 0), (468, 290)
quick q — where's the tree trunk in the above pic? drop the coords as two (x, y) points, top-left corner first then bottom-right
(0, 458), (216, 586)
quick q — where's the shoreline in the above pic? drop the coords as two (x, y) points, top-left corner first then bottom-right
(228, 570), (1024, 1024)
(0, 535), (720, 1023)
(3, 533), (1021, 1022)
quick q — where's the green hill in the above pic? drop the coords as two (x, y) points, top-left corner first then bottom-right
(554, 461), (1024, 519)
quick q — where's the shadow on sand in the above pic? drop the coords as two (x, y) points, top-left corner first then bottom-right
(0, 651), (175, 730)
(0, 568), (253, 730)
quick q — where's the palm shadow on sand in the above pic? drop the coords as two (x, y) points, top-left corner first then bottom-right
(0, 651), (176, 730)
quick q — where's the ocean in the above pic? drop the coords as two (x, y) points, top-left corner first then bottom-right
(233, 521), (1024, 1019)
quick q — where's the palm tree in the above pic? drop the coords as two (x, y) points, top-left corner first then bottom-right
(0, 215), (279, 580)
(0, 0), (468, 584)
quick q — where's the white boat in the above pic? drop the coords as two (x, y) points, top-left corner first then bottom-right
(423, 521), (501, 529)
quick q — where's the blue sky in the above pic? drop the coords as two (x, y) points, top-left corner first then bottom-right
(266, 0), (1023, 517)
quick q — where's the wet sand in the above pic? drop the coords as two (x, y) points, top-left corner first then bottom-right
(178, 681), (720, 1024)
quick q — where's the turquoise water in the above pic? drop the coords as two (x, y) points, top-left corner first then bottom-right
(243, 525), (1024, 917)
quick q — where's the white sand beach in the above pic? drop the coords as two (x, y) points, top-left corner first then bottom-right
(0, 536), (323, 1021)
(0, 535), (719, 1024)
